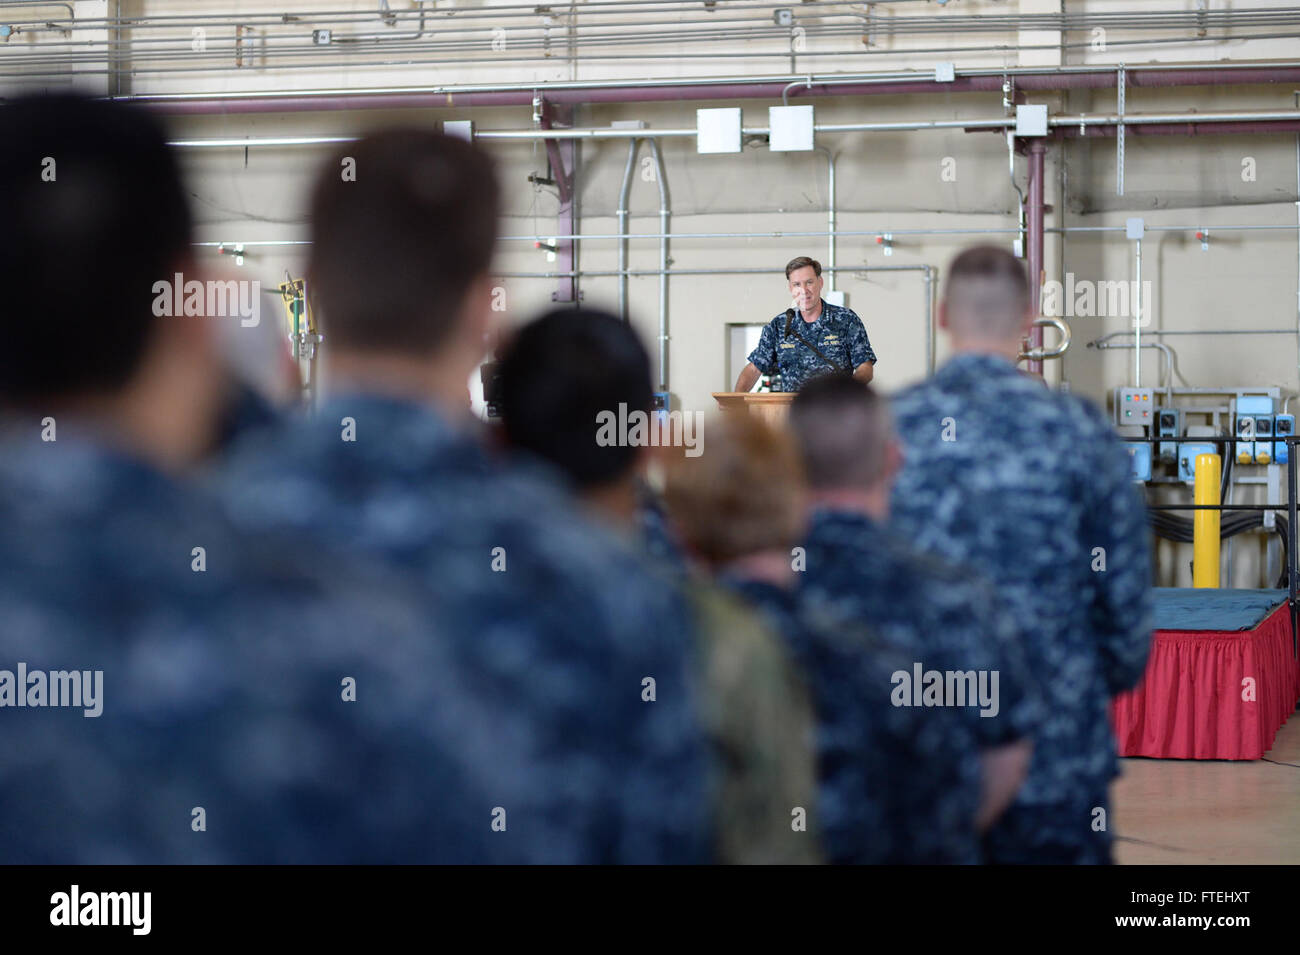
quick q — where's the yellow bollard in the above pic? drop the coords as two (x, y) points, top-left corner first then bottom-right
(1193, 453), (1221, 588)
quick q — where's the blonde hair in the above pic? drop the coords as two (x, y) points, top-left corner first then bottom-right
(663, 412), (806, 566)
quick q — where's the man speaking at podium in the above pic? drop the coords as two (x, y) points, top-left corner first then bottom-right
(733, 256), (877, 393)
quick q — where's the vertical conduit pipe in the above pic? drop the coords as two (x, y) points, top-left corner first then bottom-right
(814, 144), (836, 294)
(1026, 139), (1046, 377)
(924, 265), (936, 374)
(1134, 236), (1143, 387)
(647, 138), (671, 392)
(616, 137), (640, 322)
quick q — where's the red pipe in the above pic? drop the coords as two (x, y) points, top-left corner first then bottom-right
(1127, 66), (1300, 88)
(538, 102), (571, 206)
(1057, 120), (1300, 137)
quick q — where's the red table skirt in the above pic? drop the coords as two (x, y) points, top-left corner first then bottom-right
(1111, 604), (1300, 759)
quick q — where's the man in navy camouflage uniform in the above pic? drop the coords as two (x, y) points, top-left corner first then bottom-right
(212, 130), (713, 863)
(725, 573), (986, 864)
(0, 426), (517, 863)
(663, 412), (984, 863)
(733, 256), (877, 393)
(888, 245), (1153, 864)
(790, 373), (1042, 846)
(0, 95), (533, 864)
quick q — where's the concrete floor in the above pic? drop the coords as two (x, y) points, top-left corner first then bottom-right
(1112, 711), (1300, 864)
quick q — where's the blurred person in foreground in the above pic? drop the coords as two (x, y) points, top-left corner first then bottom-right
(496, 306), (820, 864)
(662, 411), (984, 863)
(211, 131), (712, 863)
(889, 245), (1153, 864)
(790, 373), (1042, 845)
(0, 94), (501, 863)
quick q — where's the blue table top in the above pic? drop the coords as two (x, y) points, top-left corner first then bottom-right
(1153, 588), (1288, 632)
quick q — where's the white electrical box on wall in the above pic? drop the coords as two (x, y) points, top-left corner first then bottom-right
(1015, 104), (1048, 137)
(768, 105), (815, 151)
(697, 108), (742, 154)
(443, 121), (473, 141)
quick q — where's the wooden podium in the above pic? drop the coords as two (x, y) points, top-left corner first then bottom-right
(711, 392), (795, 426)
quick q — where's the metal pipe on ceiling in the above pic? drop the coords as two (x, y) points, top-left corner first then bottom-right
(504, 224), (1300, 242)
(4, 0), (917, 31)
(8, 10), (1298, 61)
(333, 1), (428, 45)
(0, 25), (1251, 63)
(123, 61), (1300, 101)
(1060, 120), (1300, 137)
(1093, 329), (1300, 339)
(169, 136), (356, 148)
(26, 3), (1300, 31)
(165, 108), (1300, 150)
(119, 63), (1300, 115)
(0, 0), (73, 17)
(490, 265), (932, 277)
(14, 34), (1300, 78)
(191, 225), (1300, 248)
(17, 2), (1300, 34)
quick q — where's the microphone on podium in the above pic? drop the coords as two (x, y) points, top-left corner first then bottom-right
(783, 307), (796, 337)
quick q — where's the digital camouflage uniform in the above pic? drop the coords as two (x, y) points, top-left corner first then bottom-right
(889, 353), (1153, 864)
(800, 509), (1044, 752)
(0, 421), (513, 864)
(637, 484), (688, 570)
(719, 575), (984, 864)
(747, 300), (877, 393)
(211, 392), (714, 864)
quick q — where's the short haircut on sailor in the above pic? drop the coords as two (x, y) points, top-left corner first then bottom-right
(942, 245), (1032, 338)
(790, 373), (892, 490)
(785, 256), (822, 280)
(308, 128), (500, 355)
